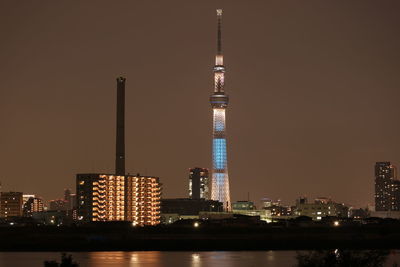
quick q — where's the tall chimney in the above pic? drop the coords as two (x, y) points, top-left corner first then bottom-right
(115, 77), (125, 176)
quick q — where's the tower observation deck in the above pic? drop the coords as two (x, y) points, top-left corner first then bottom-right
(210, 9), (231, 211)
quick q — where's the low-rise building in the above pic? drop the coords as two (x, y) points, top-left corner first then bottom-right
(161, 198), (222, 216)
(32, 210), (74, 226)
(295, 197), (348, 220)
(232, 201), (255, 211)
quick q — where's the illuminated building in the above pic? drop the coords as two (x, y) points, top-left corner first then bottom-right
(125, 175), (161, 224)
(231, 201), (272, 223)
(0, 192), (23, 218)
(23, 197), (44, 217)
(374, 162), (400, 211)
(23, 194), (35, 206)
(393, 180), (400, 211)
(77, 173), (161, 225)
(261, 199), (292, 217)
(295, 197), (348, 221)
(189, 168), (210, 199)
(232, 201), (255, 211)
(210, 9), (231, 211)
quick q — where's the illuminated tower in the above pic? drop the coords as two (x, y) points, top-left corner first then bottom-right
(210, 9), (231, 211)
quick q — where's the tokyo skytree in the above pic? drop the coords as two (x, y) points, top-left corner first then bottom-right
(210, 9), (231, 211)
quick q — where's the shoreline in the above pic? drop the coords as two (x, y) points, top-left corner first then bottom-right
(1, 224), (400, 251)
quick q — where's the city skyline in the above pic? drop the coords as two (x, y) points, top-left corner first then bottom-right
(1, 1), (400, 207)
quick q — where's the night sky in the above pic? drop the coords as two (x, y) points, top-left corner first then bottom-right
(1, 1), (400, 208)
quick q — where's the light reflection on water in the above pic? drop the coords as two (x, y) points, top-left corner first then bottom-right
(0, 251), (398, 267)
(85, 251), (296, 267)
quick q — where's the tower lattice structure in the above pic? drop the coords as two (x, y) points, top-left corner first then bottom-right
(210, 9), (231, 211)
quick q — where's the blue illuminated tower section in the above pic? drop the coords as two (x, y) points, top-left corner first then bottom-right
(210, 9), (231, 211)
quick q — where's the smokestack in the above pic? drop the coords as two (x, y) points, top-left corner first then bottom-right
(115, 77), (125, 176)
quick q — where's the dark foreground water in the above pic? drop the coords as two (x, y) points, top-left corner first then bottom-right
(0, 251), (399, 267)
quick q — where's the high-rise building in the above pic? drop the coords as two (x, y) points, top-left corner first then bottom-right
(375, 162), (397, 211)
(189, 167), (210, 199)
(77, 173), (161, 225)
(23, 197), (44, 217)
(210, 9), (231, 211)
(393, 180), (400, 211)
(0, 192), (23, 218)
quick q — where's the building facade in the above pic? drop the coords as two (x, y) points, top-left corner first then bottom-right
(393, 180), (400, 211)
(189, 167), (210, 199)
(77, 173), (161, 225)
(210, 9), (231, 211)
(232, 201), (255, 211)
(261, 198), (293, 217)
(0, 192), (23, 218)
(231, 201), (273, 223)
(375, 162), (400, 211)
(161, 198), (222, 216)
(295, 197), (348, 220)
(22, 194), (35, 206)
(23, 197), (44, 217)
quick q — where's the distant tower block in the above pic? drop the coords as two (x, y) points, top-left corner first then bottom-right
(115, 77), (126, 176)
(189, 168), (210, 200)
(210, 9), (231, 211)
(374, 162), (400, 211)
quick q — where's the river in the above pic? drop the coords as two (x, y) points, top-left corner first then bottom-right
(0, 251), (399, 266)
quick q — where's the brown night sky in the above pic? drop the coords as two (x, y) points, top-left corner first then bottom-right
(1, 1), (400, 208)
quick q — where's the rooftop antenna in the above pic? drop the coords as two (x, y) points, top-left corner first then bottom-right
(216, 9), (223, 55)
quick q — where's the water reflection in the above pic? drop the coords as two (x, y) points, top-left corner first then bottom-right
(191, 253), (201, 267)
(84, 251), (294, 267)
(295, 250), (397, 267)
(0, 251), (399, 267)
(87, 251), (162, 267)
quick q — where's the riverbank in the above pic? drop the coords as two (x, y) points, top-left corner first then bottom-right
(1, 223), (400, 251)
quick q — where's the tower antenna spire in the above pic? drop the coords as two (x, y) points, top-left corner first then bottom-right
(217, 9), (222, 55)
